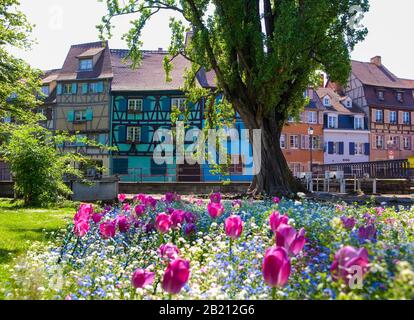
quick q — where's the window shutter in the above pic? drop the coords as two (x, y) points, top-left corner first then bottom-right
(371, 108), (376, 122)
(318, 112), (323, 125)
(398, 111), (403, 125)
(384, 110), (390, 123)
(57, 84), (62, 95)
(97, 81), (104, 93)
(143, 98), (152, 112)
(85, 108), (93, 121)
(71, 83), (77, 94)
(349, 142), (355, 155)
(118, 125), (126, 143)
(118, 98), (127, 112)
(161, 97), (171, 111)
(323, 114), (327, 128)
(364, 143), (370, 156)
(339, 142), (344, 155)
(328, 142), (334, 154)
(67, 111), (75, 122)
(82, 83), (88, 94)
(141, 126), (149, 143)
(372, 135), (377, 150)
(411, 112), (414, 125)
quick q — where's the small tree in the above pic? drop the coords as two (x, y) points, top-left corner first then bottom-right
(0, 123), (83, 206)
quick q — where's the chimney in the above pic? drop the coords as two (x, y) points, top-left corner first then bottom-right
(371, 56), (382, 66)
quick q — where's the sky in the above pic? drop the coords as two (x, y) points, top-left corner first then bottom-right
(10, 0), (414, 79)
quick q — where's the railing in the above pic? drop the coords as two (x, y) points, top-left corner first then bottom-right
(312, 159), (414, 179)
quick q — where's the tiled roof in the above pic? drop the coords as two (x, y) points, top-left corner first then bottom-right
(110, 50), (216, 91)
(351, 60), (412, 89)
(316, 88), (364, 115)
(41, 69), (60, 84)
(57, 41), (113, 81)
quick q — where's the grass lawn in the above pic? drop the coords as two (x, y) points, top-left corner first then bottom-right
(0, 198), (74, 299)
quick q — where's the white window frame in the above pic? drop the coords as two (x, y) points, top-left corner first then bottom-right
(397, 92), (403, 102)
(403, 137), (411, 150)
(376, 135), (384, 149)
(354, 116), (364, 130)
(355, 142), (364, 156)
(378, 91), (384, 100)
(403, 112), (410, 125)
(323, 97), (331, 107)
(74, 110), (87, 122)
(79, 59), (93, 71)
(312, 136), (321, 150)
(128, 99), (143, 112)
(389, 111), (397, 124)
(375, 110), (384, 123)
(171, 98), (187, 111)
(327, 114), (338, 129)
(307, 111), (317, 124)
(280, 134), (286, 149)
(289, 135), (299, 149)
(127, 127), (141, 143)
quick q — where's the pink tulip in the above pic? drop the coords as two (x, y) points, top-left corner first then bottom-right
(224, 215), (243, 239)
(269, 211), (289, 233)
(99, 220), (117, 239)
(341, 216), (356, 230)
(184, 223), (196, 236)
(210, 192), (222, 204)
(272, 196), (281, 204)
(358, 225), (377, 241)
(170, 210), (185, 228)
(134, 204), (146, 217)
(159, 243), (180, 260)
(118, 194), (126, 203)
(262, 247), (291, 288)
(155, 213), (172, 233)
(122, 203), (131, 212)
(207, 202), (224, 219)
(134, 194), (146, 203)
(162, 259), (190, 294)
(117, 215), (130, 233)
(276, 224), (306, 256)
(74, 203), (93, 223)
(73, 219), (89, 237)
(92, 213), (103, 224)
(331, 246), (370, 283)
(164, 192), (175, 203)
(131, 269), (155, 288)
(145, 196), (157, 208)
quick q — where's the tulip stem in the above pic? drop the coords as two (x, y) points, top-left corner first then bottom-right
(229, 238), (233, 263)
(272, 287), (277, 300)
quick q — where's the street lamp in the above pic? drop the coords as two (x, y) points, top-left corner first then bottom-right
(308, 127), (314, 172)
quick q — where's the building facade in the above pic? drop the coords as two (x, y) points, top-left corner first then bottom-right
(281, 88), (325, 175)
(55, 42), (113, 174)
(317, 88), (370, 164)
(339, 56), (414, 161)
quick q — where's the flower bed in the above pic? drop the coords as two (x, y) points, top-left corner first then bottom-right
(4, 194), (414, 300)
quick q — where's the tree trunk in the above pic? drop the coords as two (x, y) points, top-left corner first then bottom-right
(246, 115), (304, 197)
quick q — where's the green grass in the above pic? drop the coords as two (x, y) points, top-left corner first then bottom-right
(0, 198), (74, 299)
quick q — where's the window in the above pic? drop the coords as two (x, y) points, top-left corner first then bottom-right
(376, 135), (384, 149)
(403, 112), (410, 125)
(307, 111), (317, 124)
(397, 92), (403, 102)
(345, 99), (352, 108)
(171, 98), (187, 111)
(280, 134), (286, 149)
(389, 111), (397, 124)
(127, 127), (141, 143)
(355, 143), (364, 156)
(113, 158), (129, 175)
(290, 135), (299, 149)
(323, 97), (331, 107)
(375, 110), (384, 123)
(403, 137), (411, 150)
(288, 116), (295, 123)
(328, 115), (338, 129)
(63, 83), (73, 94)
(312, 136), (321, 149)
(128, 99), (143, 112)
(389, 136), (399, 149)
(378, 91), (384, 100)
(41, 85), (49, 96)
(79, 59), (93, 71)
(354, 117), (364, 130)
(74, 110), (87, 122)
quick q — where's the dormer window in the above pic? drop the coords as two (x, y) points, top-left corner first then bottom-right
(346, 99), (352, 108)
(378, 90), (384, 100)
(323, 96), (331, 107)
(397, 92), (403, 102)
(79, 58), (93, 71)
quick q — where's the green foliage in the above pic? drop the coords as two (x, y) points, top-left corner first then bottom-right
(0, 0), (42, 120)
(0, 123), (84, 207)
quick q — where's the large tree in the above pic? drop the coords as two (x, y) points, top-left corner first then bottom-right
(0, 0), (41, 120)
(100, 0), (369, 196)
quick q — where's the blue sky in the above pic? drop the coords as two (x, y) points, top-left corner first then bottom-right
(11, 0), (414, 79)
